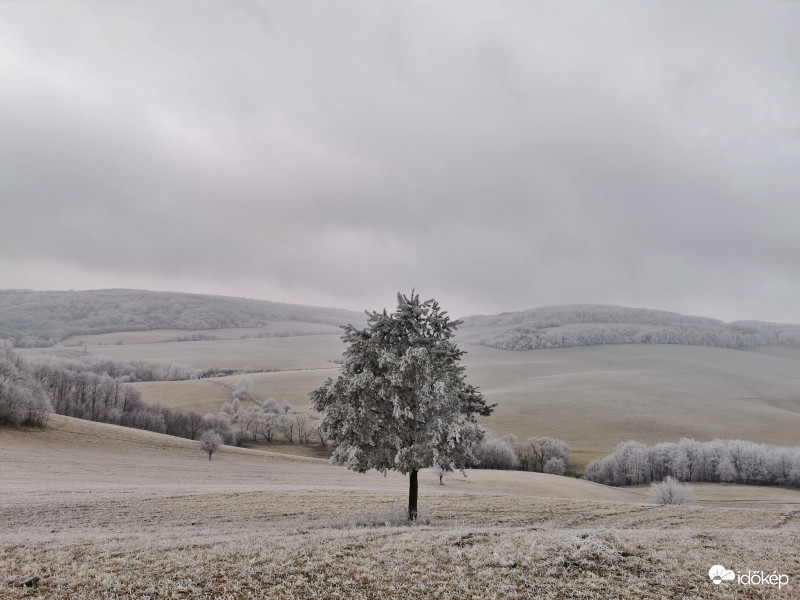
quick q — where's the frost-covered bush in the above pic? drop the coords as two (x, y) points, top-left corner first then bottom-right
(649, 476), (696, 505)
(544, 457), (567, 476)
(232, 376), (252, 400)
(474, 435), (519, 470)
(167, 363), (200, 381)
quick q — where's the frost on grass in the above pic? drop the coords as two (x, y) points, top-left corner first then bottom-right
(3, 525), (798, 600)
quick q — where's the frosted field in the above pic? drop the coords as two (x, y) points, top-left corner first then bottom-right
(2, 416), (799, 599)
(60, 322), (342, 346)
(57, 330), (800, 469)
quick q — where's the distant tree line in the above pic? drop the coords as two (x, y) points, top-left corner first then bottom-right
(26, 353), (165, 382)
(585, 438), (800, 489)
(1, 348), (334, 453)
(479, 322), (796, 351)
(0, 288), (366, 348)
(159, 332), (220, 343)
(23, 353), (233, 383)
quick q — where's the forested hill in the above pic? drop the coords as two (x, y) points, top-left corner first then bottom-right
(461, 304), (800, 351)
(0, 289), (366, 347)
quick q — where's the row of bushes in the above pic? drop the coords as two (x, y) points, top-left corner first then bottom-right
(586, 438), (800, 488)
(474, 434), (572, 475)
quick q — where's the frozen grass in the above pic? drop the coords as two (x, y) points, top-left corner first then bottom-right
(2, 417), (800, 598)
(3, 521), (799, 599)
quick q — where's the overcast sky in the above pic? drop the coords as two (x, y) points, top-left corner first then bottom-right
(2, 1), (800, 323)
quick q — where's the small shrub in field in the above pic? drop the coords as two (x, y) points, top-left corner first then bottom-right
(199, 431), (223, 460)
(649, 476), (696, 505)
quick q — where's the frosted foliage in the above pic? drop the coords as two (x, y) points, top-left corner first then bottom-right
(474, 435), (519, 470)
(311, 292), (494, 477)
(527, 437), (572, 473)
(167, 363), (200, 381)
(199, 430), (223, 460)
(0, 348), (52, 427)
(586, 438), (800, 489)
(233, 377), (252, 400)
(649, 477), (696, 505)
(544, 457), (567, 476)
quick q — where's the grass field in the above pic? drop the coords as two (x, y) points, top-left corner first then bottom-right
(62, 334), (345, 371)
(2, 416), (798, 599)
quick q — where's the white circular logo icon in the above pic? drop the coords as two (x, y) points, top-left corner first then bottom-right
(709, 565), (735, 585)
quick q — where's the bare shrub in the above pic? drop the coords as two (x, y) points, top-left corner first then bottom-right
(199, 430), (223, 460)
(648, 476), (696, 505)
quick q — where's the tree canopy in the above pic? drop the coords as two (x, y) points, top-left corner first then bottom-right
(310, 291), (494, 520)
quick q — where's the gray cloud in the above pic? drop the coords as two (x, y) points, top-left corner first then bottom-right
(2, 1), (800, 322)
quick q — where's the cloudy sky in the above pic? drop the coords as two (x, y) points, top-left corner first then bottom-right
(2, 1), (799, 322)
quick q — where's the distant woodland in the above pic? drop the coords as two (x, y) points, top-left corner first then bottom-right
(3, 291), (800, 353)
(463, 304), (800, 351)
(0, 289), (366, 347)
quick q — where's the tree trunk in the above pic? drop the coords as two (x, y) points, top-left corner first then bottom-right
(408, 470), (418, 521)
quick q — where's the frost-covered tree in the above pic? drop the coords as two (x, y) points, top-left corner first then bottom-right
(310, 292), (494, 520)
(167, 362), (200, 381)
(199, 430), (223, 460)
(527, 437), (572, 473)
(275, 413), (296, 443)
(232, 376), (252, 401)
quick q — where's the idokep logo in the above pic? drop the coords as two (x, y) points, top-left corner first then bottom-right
(708, 565), (735, 585)
(709, 564), (790, 590)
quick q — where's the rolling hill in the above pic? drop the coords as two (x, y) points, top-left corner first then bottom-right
(460, 304), (800, 350)
(8, 293), (800, 467)
(0, 288), (367, 347)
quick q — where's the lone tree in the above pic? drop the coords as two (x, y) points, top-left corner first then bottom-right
(310, 291), (494, 520)
(199, 430), (223, 461)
